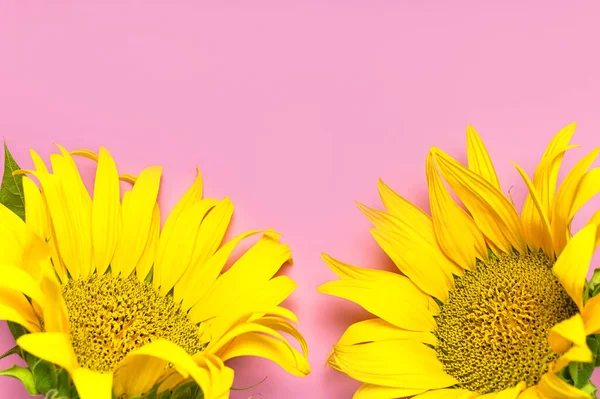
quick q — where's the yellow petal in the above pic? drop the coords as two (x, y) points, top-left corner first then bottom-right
(173, 197), (233, 295)
(518, 386), (541, 399)
(333, 340), (458, 389)
(113, 353), (171, 397)
(157, 198), (223, 296)
(213, 320), (309, 377)
(319, 255), (437, 330)
(135, 203), (160, 282)
(0, 201), (38, 265)
(124, 340), (233, 399)
(427, 153), (487, 270)
(71, 149), (98, 162)
(359, 203), (457, 302)
(50, 148), (93, 277)
(548, 314), (592, 371)
(17, 332), (78, 371)
(0, 303), (40, 333)
(191, 231), (291, 316)
(582, 294), (600, 335)
(119, 174), (137, 184)
(92, 147), (121, 275)
(512, 162), (553, 256)
(432, 148), (525, 253)
(190, 275), (297, 341)
(337, 318), (436, 347)
(551, 148), (600, 254)
(552, 224), (596, 311)
(378, 179), (432, 230)
(537, 367), (592, 399)
(112, 166), (162, 277)
(530, 123), (577, 219)
(29, 149), (49, 174)
(34, 172), (83, 279)
(22, 176), (50, 241)
(478, 382), (526, 398)
(569, 168), (600, 222)
(152, 169), (204, 284)
(71, 368), (113, 399)
(330, 318), (436, 375)
(466, 125), (501, 189)
(179, 230), (276, 311)
(354, 384), (426, 399)
(413, 388), (480, 398)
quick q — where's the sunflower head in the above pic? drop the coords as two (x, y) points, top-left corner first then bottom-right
(320, 124), (600, 399)
(0, 144), (310, 399)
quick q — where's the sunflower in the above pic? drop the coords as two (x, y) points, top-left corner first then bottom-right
(319, 124), (600, 399)
(0, 145), (309, 399)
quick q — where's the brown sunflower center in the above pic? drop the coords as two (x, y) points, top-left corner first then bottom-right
(433, 252), (578, 394)
(62, 274), (204, 372)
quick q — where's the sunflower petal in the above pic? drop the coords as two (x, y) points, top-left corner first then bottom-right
(427, 153), (487, 270)
(155, 199), (218, 295)
(192, 232), (291, 316)
(548, 314), (592, 370)
(135, 203), (160, 282)
(125, 340), (233, 399)
(112, 166), (161, 277)
(432, 148), (525, 253)
(191, 275), (297, 341)
(552, 224), (596, 311)
(537, 366), (592, 399)
(582, 294), (600, 335)
(22, 177), (49, 241)
(551, 148), (600, 254)
(16, 332), (78, 371)
(513, 162), (553, 256)
(333, 340), (457, 389)
(179, 230), (275, 311)
(466, 125), (501, 189)
(318, 275), (436, 332)
(212, 320), (309, 377)
(50, 149), (93, 276)
(353, 384), (426, 399)
(377, 179), (432, 230)
(479, 382), (526, 398)
(531, 123), (577, 219)
(71, 368), (112, 399)
(92, 147), (121, 274)
(413, 388), (480, 398)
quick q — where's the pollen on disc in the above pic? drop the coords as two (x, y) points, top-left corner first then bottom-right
(433, 252), (578, 394)
(62, 274), (205, 372)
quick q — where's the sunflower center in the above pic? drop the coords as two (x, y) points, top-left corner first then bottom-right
(61, 274), (204, 373)
(433, 252), (578, 394)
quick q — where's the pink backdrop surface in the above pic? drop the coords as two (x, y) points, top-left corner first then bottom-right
(1, 2), (600, 398)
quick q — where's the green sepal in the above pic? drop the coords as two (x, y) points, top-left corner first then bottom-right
(7, 320), (27, 342)
(581, 380), (599, 399)
(0, 141), (25, 221)
(589, 268), (600, 297)
(0, 345), (22, 360)
(0, 365), (38, 395)
(32, 359), (58, 394)
(55, 368), (73, 398)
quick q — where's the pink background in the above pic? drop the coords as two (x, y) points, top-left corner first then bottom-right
(1, 2), (600, 398)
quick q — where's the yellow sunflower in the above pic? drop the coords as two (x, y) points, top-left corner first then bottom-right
(0, 145), (309, 398)
(319, 124), (600, 399)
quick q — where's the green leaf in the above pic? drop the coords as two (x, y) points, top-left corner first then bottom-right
(590, 269), (600, 297)
(0, 365), (38, 395)
(0, 345), (21, 360)
(32, 359), (57, 394)
(568, 337), (598, 388)
(55, 368), (72, 398)
(0, 141), (25, 220)
(581, 380), (599, 398)
(6, 320), (27, 341)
